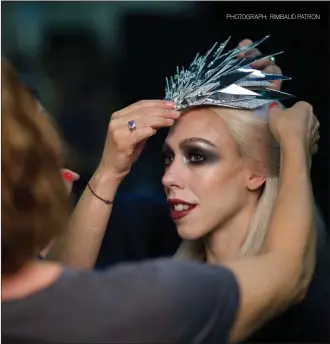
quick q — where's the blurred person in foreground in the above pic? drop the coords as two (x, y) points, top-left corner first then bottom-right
(1, 56), (320, 342)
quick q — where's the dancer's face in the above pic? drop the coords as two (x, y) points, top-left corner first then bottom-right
(162, 108), (258, 239)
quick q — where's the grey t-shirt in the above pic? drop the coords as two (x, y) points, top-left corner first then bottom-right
(2, 259), (239, 344)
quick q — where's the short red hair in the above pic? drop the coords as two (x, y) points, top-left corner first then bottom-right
(1, 60), (69, 275)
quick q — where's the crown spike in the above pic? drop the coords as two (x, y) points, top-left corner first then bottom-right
(164, 36), (293, 111)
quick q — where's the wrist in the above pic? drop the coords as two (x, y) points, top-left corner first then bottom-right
(95, 163), (128, 184)
(280, 135), (307, 151)
(89, 166), (123, 198)
(280, 137), (309, 164)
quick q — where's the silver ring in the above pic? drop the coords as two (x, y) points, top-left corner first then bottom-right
(128, 120), (137, 132)
(269, 56), (276, 65)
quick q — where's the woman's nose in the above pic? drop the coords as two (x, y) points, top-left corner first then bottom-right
(162, 163), (186, 190)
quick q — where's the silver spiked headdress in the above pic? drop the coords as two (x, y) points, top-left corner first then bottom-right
(165, 36), (293, 111)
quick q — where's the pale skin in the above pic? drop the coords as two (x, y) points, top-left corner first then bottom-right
(162, 108), (267, 262)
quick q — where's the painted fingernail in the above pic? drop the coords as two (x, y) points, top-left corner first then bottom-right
(63, 171), (73, 182)
(165, 101), (175, 107)
(269, 102), (279, 109)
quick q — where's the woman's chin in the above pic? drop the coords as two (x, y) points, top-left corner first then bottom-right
(177, 226), (204, 240)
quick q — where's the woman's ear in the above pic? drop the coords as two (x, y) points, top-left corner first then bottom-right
(246, 173), (266, 191)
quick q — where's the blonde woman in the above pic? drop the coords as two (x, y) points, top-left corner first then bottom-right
(50, 37), (329, 343)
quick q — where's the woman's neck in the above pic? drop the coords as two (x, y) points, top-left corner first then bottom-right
(204, 201), (257, 263)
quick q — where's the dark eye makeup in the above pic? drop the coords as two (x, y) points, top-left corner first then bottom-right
(163, 143), (219, 167)
(184, 146), (219, 165)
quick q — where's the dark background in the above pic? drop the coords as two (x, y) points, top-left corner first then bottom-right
(2, 1), (329, 225)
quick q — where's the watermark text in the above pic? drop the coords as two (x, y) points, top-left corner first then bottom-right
(226, 13), (321, 20)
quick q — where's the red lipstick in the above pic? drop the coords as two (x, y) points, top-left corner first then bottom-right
(168, 199), (196, 220)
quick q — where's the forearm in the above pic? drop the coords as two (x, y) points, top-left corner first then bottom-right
(46, 167), (122, 269)
(263, 138), (316, 296)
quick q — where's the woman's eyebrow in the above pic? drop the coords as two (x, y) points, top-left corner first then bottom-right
(180, 137), (217, 148)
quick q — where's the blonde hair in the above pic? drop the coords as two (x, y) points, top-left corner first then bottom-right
(176, 106), (280, 261)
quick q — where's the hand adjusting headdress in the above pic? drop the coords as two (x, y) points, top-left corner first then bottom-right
(165, 35), (293, 112)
